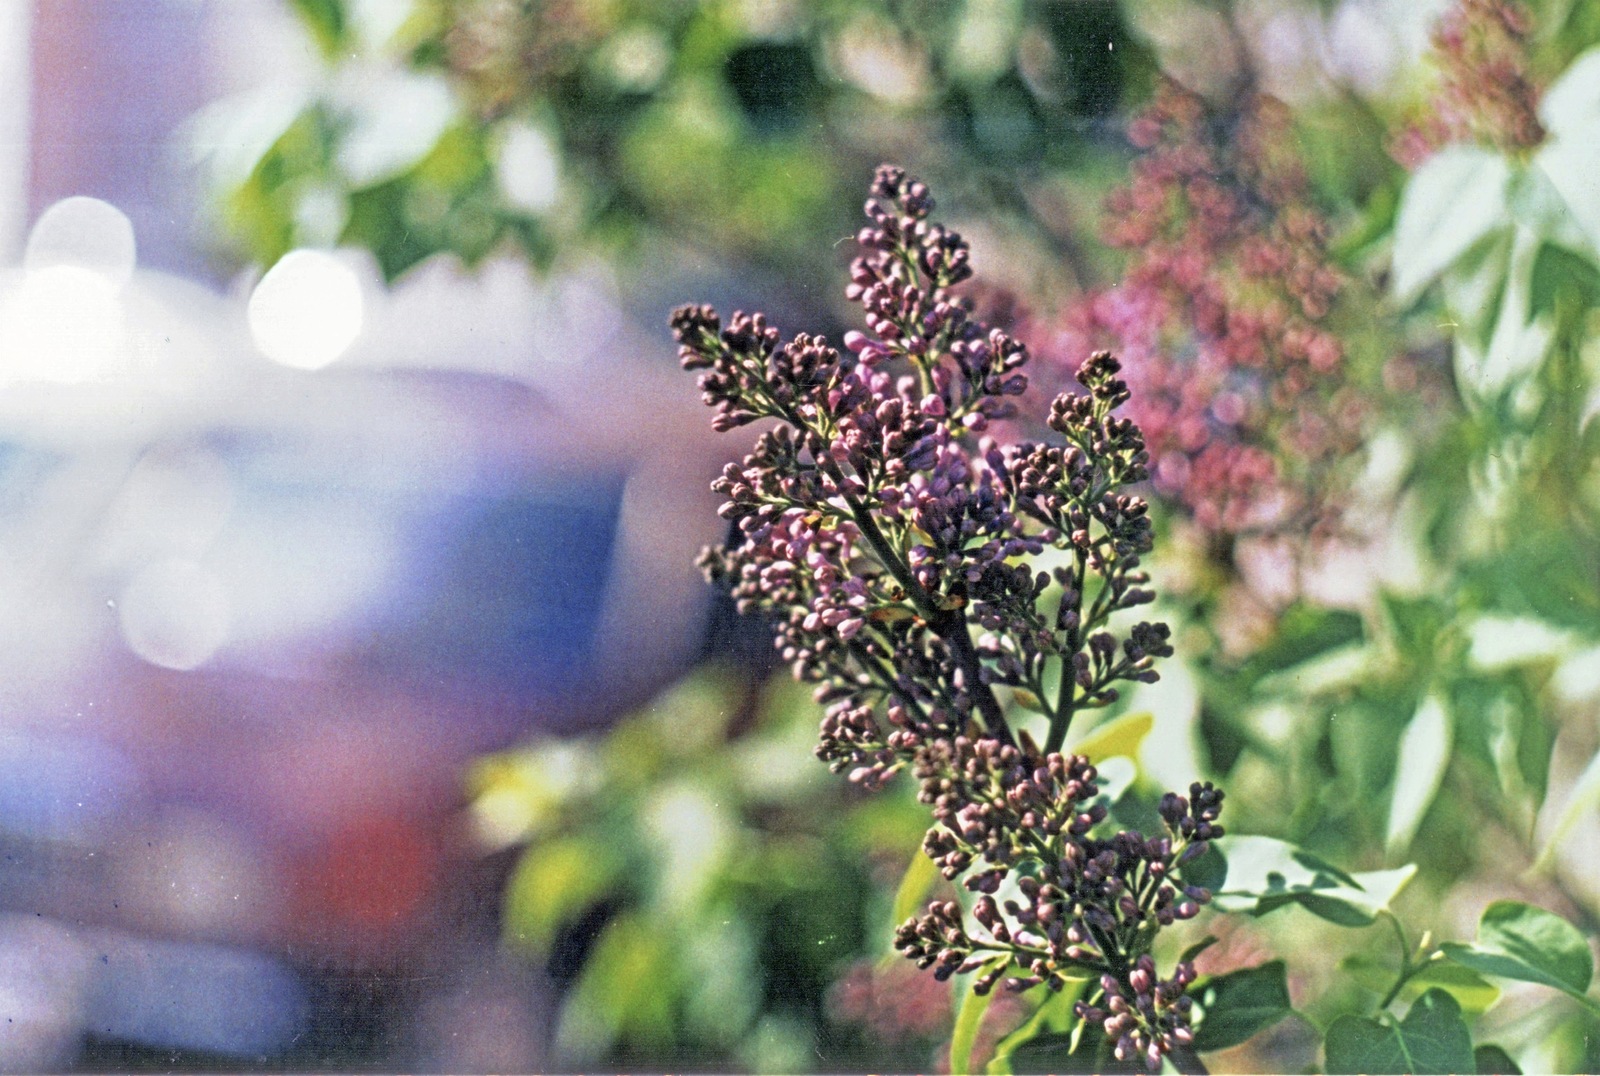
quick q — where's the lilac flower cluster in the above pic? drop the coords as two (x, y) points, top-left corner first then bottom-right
(675, 166), (1223, 1073)
(894, 760), (1222, 1070)
(1392, 0), (1545, 168)
(1029, 82), (1365, 540)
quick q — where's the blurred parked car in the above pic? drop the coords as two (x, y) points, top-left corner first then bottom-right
(0, 199), (735, 1071)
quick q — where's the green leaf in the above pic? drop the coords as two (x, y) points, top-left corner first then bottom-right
(986, 985), (1082, 1074)
(1508, 162), (1596, 257)
(558, 912), (681, 1054)
(1324, 989), (1475, 1075)
(1532, 747), (1600, 873)
(504, 836), (625, 952)
(1181, 842), (1228, 894)
(1392, 146), (1513, 305)
(1529, 242), (1600, 321)
(336, 72), (457, 188)
(1193, 961), (1293, 1052)
(1532, 135), (1600, 259)
(1474, 1043), (1523, 1074)
(1340, 954), (1502, 1014)
(1235, 604), (1365, 683)
(950, 980), (998, 1076)
(1072, 711), (1153, 763)
(1000, 1031), (1082, 1074)
(288, 0), (348, 58)
(1538, 45), (1600, 138)
(1180, 935), (1220, 966)
(1440, 901), (1595, 1001)
(891, 850), (940, 929)
(1093, 756), (1138, 807)
(1214, 835), (1416, 927)
(1380, 592), (1451, 666)
(1386, 695), (1453, 856)
(1439, 228), (1514, 351)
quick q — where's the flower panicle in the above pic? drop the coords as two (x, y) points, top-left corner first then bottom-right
(676, 165), (1222, 1073)
(1392, 0), (1545, 167)
(1038, 81), (1364, 540)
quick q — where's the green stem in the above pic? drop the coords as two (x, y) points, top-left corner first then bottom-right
(1376, 911), (1414, 1012)
(847, 497), (1013, 745)
(1045, 547), (1087, 754)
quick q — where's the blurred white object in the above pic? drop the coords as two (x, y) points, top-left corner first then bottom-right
(248, 249), (365, 370)
(25, 195), (137, 286)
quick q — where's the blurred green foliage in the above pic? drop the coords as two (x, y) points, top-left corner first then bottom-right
(468, 668), (941, 1071)
(198, 0), (1153, 282)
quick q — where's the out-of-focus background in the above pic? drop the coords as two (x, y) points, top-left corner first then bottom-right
(0, 0), (1597, 1072)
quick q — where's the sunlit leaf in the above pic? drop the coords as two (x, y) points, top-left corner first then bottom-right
(1532, 136), (1600, 272)
(1386, 694), (1452, 856)
(1439, 228), (1514, 351)
(1071, 711), (1153, 763)
(1508, 162), (1596, 259)
(335, 72), (457, 188)
(558, 912), (681, 1055)
(891, 850), (940, 929)
(1392, 146), (1512, 305)
(1539, 45), (1600, 137)
(1340, 954), (1502, 1014)
(1214, 835), (1416, 926)
(1531, 748), (1600, 874)
(1440, 901), (1595, 1002)
(950, 978), (997, 1076)
(985, 983), (1082, 1075)
(288, 0), (347, 58)
(504, 836), (625, 952)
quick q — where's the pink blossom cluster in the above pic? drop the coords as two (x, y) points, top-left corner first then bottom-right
(1029, 82), (1365, 538)
(1391, 0), (1545, 168)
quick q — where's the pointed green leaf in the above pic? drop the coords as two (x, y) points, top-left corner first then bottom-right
(1072, 711), (1154, 763)
(891, 850), (940, 929)
(1214, 835), (1416, 926)
(1530, 242), (1600, 321)
(1508, 161), (1597, 257)
(1323, 989), (1475, 1075)
(1474, 1043), (1523, 1074)
(1538, 45), (1600, 138)
(1386, 695), (1453, 856)
(999, 1030), (1088, 1074)
(1440, 900), (1595, 1001)
(1532, 135), (1600, 264)
(288, 0), (348, 58)
(1532, 747), (1600, 873)
(986, 985), (1082, 1075)
(1439, 228), (1514, 351)
(950, 979), (998, 1076)
(1393, 147), (1512, 304)
(1340, 954), (1502, 1014)
(1192, 961), (1292, 1052)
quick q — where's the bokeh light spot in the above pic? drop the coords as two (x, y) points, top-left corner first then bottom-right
(25, 197), (137, 287)
(119, 559), (230, 671)
(0, 266), (126, 384)
(496, 124), (561, 213)
(247, 250), (364, 370)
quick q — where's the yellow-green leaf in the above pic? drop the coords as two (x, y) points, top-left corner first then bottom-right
(950, 978), (997, 1075)
(1071, 711), (1154, 763)
(891, 850), (940, 929)
(504, 837), (624, 952)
